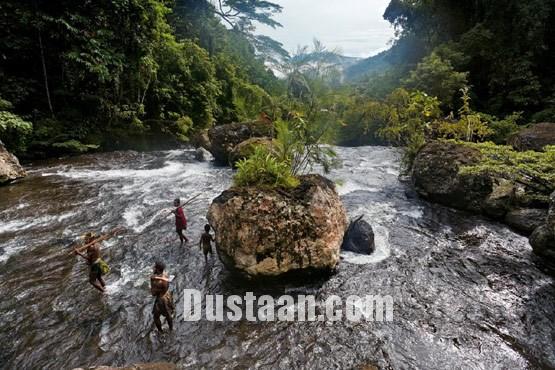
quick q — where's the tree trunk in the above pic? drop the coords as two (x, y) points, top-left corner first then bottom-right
(38, 27), (54, 116)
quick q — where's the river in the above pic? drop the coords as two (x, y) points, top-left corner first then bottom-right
(0, 147), (553, 369)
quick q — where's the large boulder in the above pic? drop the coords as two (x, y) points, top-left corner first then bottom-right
(412, 141), (493, 213)
(0, 140), (26, 185)
(341, 216), (375, 255)
(207, 175), (348, 278)
(530, 191), (555, 261)
(508, 122), (555, 152)
(208, 120), (273, 165)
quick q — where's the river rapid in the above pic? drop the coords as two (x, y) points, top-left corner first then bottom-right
(0, 147), (553, 369)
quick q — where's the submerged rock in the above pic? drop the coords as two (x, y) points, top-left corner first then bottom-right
(508, 122), (555, 152)
(207, 174), (347, 278)
(0, 140), (26, 185)
(341, 216), (375, 255)
(207, 120), (273, 165)
(412, 141), (492, 213)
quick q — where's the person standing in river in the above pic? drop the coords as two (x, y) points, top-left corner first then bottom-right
(150, 261), (174, 332)
(74, 232), (109, 293)
(199, 224), (215, 263)
(173, 198), (188, 246)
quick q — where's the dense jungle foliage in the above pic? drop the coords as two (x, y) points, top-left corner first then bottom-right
(1, 0), (553, 174)
(0, 0), (285, 156)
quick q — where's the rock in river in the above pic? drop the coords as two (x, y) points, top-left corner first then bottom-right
(207, 120), (273, 165)
(0, 140), (26, 185)
(341, 216), (375, 255)
(207, 174), (348, 278)
(412, 141), (492, 214)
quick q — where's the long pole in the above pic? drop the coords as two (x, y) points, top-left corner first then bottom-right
(70, 227), (125, 255)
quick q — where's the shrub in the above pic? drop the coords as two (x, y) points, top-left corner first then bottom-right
(460, 141), (555, 198)
(234, 145), (300, 188)
(0, 110), (33, 154)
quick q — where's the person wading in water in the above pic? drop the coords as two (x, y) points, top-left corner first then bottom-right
(74, 232), (109, 293)
(150, 261), (174, 332)
(173, 198), (188, 246)
(198, 224), (215, 263)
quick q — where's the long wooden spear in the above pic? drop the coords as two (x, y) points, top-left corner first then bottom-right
(69, 227), (126, 255)
(168, 193), (202, 214)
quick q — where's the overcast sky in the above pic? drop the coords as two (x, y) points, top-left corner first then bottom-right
(256, 0), (395, 58)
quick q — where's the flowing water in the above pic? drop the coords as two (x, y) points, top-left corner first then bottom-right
(0, 147), (553, 370)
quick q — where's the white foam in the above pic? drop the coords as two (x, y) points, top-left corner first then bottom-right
(341, 225), (391, 265)
(42, 160), (186, 181)
(337, 180), (379, 196)
(123, 207), (144, 228)
(0, 215), (53, 234)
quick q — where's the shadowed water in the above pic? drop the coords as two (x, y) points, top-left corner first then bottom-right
(0, 147), (553, 369)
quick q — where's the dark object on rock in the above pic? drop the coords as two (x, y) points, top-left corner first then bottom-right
(412, 141), (492, 213)
(208, 120), (273, 165)
(530, 191), (555, 261)
(504, 208), (548, 235)
(341, 215), (375, 255)
(0, 140), (26, 185)
(207, 174), (347, 278)
(508, 122), (555, 152)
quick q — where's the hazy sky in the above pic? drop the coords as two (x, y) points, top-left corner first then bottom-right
(256, 0), (395, 58)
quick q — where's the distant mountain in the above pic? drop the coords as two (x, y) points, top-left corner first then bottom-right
(332, 55), (362, 70)
(344, 49), (393, 81)
(344, 36), (428, 82)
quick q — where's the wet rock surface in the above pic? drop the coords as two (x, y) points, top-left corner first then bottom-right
(76, 362), (177, 370)
(207, 174), (348, 277)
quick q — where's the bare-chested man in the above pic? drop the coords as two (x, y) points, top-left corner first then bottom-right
(74, 232), (106, 293)
(150, 261), (174, 332)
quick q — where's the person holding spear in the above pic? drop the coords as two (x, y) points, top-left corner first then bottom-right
(173, 198), (188, 247)
(73, 232), (109, 293)
(171, 195), (201, 247)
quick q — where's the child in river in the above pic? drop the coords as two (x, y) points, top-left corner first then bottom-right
(199, 224), (215, 263)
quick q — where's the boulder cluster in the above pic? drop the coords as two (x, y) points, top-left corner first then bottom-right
(412, 123), (555, 262)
